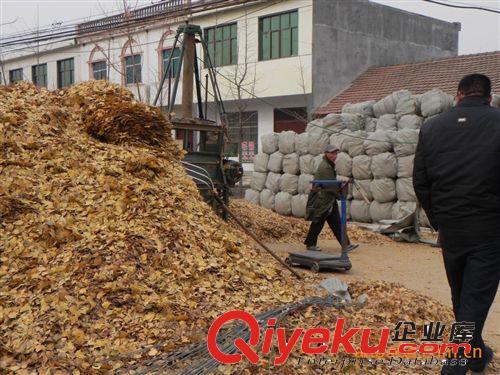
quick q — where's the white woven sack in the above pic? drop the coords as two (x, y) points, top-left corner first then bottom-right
(283, 153), (300, 175)
(254, 153), (269, 173)
(352, 155), (372, 180)
(261, 133), (278, 154)
(313, 155), (324, 174)
(352, 179), (373, 201)
(305, 119), (324, 134)
(335, 152), (353, 177)
(397, 115), (423, 130)
(350, 200), (371, 223)
(275, 192), (292, 216)
(278, 131), (296, 154)
(363, 130), (392, 156)
(291, 194), (308, 218)
(392, 201), (417, 220)
(265, 172), (281, 193)
(308, 133), (330, 155)
(396, 178), (416, 201)
(244, 189), (260, 205)
(369, 201), (394, 222)
(371, 152), (397, 179)
(391, 129), (418, 157)
(420, 88), (453, 117)
(299, 154), (315, 175)
(341, 113), (365, 131)
(397, 155), (414, 178)
(376, 114), (398, 131)
(370, 178), (396, 203)
(342, 100), (376, 117)
(298, 173), (314, 194)
(267, 151), (284, 173)
(260, 189), (275, 210)
(279, 173), (299, 195)
(346, 131), (366, 157)
(250, 172), (267, 191)
(295, 132), (310, 155)
(365, 118), (377, 132)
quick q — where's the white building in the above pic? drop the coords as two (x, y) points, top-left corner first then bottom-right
(1, 0), (459, 169)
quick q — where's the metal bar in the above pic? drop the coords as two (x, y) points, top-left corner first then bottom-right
(204, 74), (209, 119)
(193, 47), (204, 119)
(153, 32), (180, 106)
(168, 35), (186, 114)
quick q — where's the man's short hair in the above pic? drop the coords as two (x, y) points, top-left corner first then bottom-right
(458, 74), (491, 98)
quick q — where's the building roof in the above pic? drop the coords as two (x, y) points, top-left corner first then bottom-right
(314, 51), (500, 115)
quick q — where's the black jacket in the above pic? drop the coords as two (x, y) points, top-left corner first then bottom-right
(413, 96), (500, 235)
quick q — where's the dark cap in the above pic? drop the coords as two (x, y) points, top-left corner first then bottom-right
(324, 145), (340, 153)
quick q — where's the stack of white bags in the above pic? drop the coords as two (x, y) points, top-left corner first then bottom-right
(246, 89), (500, 225)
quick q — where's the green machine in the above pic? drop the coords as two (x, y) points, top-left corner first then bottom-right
(153, 24), (243, 218)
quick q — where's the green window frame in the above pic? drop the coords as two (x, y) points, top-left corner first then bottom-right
(57, 58), (74, 88)
(92, 61), (107, 80)
(162, 48), (181, 79)
(32, 63), (47, 87)
(259, 9), (298, 61)
(204, 23), (237, 67)
(124, 54), (142, 84)
(9, 68), (23, 83)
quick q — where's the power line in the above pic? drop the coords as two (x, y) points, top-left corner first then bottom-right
(422, 0), (500, 13)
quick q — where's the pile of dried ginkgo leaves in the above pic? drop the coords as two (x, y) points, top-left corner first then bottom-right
(0, 81), (457, 375)
(229, 199), (390, 245)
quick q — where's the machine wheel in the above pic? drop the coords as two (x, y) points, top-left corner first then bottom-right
(311, 262), (320, 273)
(285, 257), (293, 267)
(345, 265), (352, 271)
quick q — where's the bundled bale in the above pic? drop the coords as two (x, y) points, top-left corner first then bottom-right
(345, 130), (367, 157)
(254, 153), (269, 173)
(298, 173), (314, 194)
(291, 194), (308, 218)
(275, 192), (293, 216)
(245, 189), (260, 205)
(352, 155), (373, 180)
(419, 208), (432, 228)
(350, 200), (371, 223)
(492, 94), (500, 108)
(267, 151), (284, 173)
(251, 171), (267, 191)
(313, 154), (324, 173)
(352, 179), (373, 201)
(278, 131), (296, 154)
(279, 173), (299, 195)
(372, 90), (411, 117)
(330, 129), (352, 151)
(305, 118), (324, 134)
(261, 133), (279, 154)
(341, 113), (365, 131)
(308, 133), (330, 155)
(295, 132), (310, 155)
(342, 100), (376, 117)
(398, 114), (423, 130)
(322, 113), (346, 131)
(396, 177), (416, 201)
(370, 178), (396, 203)
(376, 114), (398, 131)
(299, 154), (315, 175)
(371, 152), (397, 179)
(391, 129), (419, 157)
(395, 96), (419, 119)
(260, 189), (275, 210)
(421, 88), (454, 117)
(335, 152), (353, 177)
(392, 201), (417, 220)
(365, 117), (377, 132)
(265, 172), (281, 193)
(283, 153), (300, 175)
(397, 155), (414, 178)
(370, 201), (394, 222)
(363, 130), (392, 156)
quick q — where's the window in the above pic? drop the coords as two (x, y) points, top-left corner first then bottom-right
(9, 68), (23, 83)
(205, 23), (237, 67)
(32, 63), (47, 87)
(226, 111), (258, 162)
(57, 58), (74, 88)
(124, 54), (142, 84)
(92, 61), (107, 80)
(259, 10), (298, 60)
(162, 48), (181, 79)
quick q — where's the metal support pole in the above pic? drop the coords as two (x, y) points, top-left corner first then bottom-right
(168, 39), (186, 114)
(193, 48), (204, 119)
(153, 33), (180, 106)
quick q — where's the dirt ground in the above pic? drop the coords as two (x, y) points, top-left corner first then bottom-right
(267, 238), (500, 354)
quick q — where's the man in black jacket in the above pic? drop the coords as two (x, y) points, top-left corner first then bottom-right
(413, 74), (499, 375)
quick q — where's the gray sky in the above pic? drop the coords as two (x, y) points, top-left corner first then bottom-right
(0, 0), (499, 54)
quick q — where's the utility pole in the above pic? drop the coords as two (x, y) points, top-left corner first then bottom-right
(181, 28), (195, 118)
